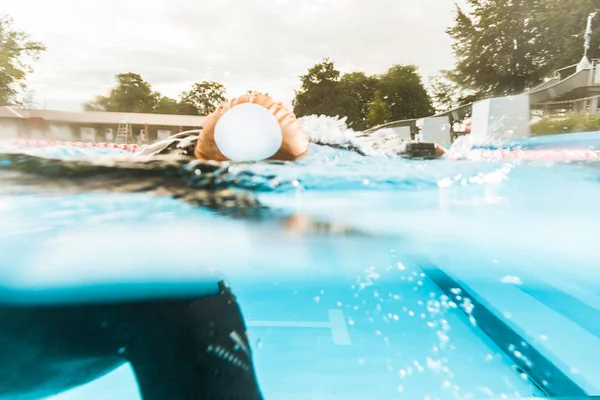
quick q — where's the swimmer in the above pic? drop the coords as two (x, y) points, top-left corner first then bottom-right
(138, 93), (447, 161)
(196, 93), (310, 162)
(0, 96), (411, 400)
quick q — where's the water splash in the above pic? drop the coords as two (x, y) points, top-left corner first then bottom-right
(298, 115), (410, 157)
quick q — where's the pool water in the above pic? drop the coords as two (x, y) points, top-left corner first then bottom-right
(1, 119), (600, 399)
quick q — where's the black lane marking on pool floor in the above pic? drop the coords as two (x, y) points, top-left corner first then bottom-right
(416, 260), (587, 398)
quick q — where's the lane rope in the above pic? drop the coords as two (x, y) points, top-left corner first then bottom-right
(3, 139), (600, 161)
(1, 139), (147, 153)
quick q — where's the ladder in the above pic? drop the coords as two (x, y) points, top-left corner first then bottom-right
(115, 119), (132, 144)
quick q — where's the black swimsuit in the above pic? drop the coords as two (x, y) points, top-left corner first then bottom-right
(0, 282), (264, 400)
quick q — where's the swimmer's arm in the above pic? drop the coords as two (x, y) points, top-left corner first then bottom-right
(435, 144), (447, 158)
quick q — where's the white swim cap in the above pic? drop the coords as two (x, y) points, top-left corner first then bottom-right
(214, 102), (283, 162)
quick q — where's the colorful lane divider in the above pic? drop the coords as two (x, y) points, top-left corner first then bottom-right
(3, 139), (600, 162)
(1, 139), (147, 153)
(450, 149), (600, 162)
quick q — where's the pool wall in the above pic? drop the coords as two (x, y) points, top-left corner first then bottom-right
(413, 254), (600, 397)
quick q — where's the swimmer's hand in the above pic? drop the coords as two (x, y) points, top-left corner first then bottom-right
(434, 143), (447, 158)
(195, 94), (310, 162)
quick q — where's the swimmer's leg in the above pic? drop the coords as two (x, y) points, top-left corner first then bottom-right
(120, 281), (263, 400)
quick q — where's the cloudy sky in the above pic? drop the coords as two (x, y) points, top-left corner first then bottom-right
(4, 0), (462, 111)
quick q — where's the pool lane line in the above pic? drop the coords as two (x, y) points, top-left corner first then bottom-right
(414, 259), (587, 398)
(246, 309), (352, 346)
(516, 272), (600, 340)
(535, 275), (600, 316)
(518, 285), (600, 342)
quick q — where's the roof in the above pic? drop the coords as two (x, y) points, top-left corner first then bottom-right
(0, 106), (206, 127)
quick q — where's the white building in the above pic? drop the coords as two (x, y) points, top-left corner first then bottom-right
(0, 107), (206, 143)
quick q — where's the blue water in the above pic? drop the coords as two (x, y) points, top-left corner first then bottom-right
(2, 124), (600, 399)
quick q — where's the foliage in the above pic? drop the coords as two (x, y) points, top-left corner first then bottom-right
(446, 0), (548, 96)
(293, 59), (433, 130)
(84, 73), (156, 113)
(445, 0), (600, 97)
(428, 73), (484, 113)
(536, 0), (600, 70)
(292, 58), (350, 120)
(179, 81), (227, 115)
(84, 74), (220, 115)
(0, 16), (46, 107)
(366, 90), (391, 127)
(531, 112), (600, 136)
(428, 75), (458, 113)
(153, 95), (180, 114)
(377, 64), (434, 121)
(339, 72), (378, 130)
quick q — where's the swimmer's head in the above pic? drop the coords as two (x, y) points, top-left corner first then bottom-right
(195, 93), (309, 162)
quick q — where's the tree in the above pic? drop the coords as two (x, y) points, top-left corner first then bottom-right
(293, 58), (351, 118)
(446, 0), (552, 96)
(366, 90), (391, 127)
(428, 75), (458, 113)
(176, 101), (200, 115)
(83, 96), (109, 112)
(153, 95), (180, 114)
(0, 16), (46, 106)
(293, 60), (435, 129)
(84, 73), (202, 115)
(377, 65), (434, 121)
(428, 73), (484, 112)
(339, 72), (378, 130)
(179, 81), (227, 115)
(85, 73), (156, 113)
(536, 0), (600, 71)
(445, 0), (600, 97)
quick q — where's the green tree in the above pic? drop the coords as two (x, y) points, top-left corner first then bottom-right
(446, 0), (550, 96)
(179, 81), (227, 115)
(84, 73), (201, 115)
(176, 101), (200, 115)
(366, 90), (391, 127)
(445, 0), (600, 97)
(428, 75), (458, 113)
(537, 0), (600, 71)
(293, 60), (434, 128)
(293, 58), (351, 118)
(83, 96), (109, 112)
(153, 95), (180, 114)
(0, 16), (45, 106)
(339, 72), (378, 130)
(377, 65), (434, 121)
(428, 73), (484, 112)
(85, 73), (156, 113)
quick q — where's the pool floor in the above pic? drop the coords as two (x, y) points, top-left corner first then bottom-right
(45, 260), (540, 400)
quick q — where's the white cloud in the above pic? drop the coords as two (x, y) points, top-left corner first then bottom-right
(3, 0), (458, 111)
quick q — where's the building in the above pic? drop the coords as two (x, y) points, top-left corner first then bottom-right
(0, 107), (206, 143)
